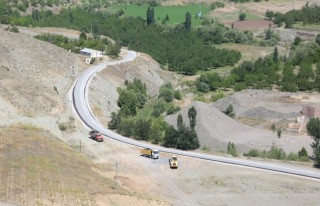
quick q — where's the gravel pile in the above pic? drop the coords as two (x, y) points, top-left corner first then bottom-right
(242, 107), (299, 120)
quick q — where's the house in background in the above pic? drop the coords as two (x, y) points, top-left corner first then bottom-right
(80, 48), (103, 58)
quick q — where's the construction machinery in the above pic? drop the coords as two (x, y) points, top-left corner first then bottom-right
(89, 130), (104, 142)
(140, 148), (159, 159)
(169, 156), (178, 169)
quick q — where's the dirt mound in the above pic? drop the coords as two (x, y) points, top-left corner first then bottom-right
(214, 89), (314, 122)
(0, 29), (85, 116)
(166, 101), (313, 153)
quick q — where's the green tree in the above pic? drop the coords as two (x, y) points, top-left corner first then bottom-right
(146, 7), (155, 25)
(79, 30), (87, 41)
(177, 113), (183, 129)
(298, 147), (308, 158)
(315, 33), (320, 46)
(239, 13), (246, 21)
(134, 118), (151, 140)
(271, 123), (276, 133)
(176, 125), (200, 150)
(273, 46), (278, 63)
(277, 127), (282, 138)
(188, 106), (197, 131)
(306, 118), (320, 166)
(109, 112), (121, 130)
(184, 12), (191, 31)
(223, 104), (235, 118)
(162, 125), (179, 148)
(227, 142), (237, 157)
(159, 83), (174, 102)
(294, 36), (302, 45)
(117, 89), (138, 116)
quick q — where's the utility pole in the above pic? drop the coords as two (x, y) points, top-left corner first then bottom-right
(115, 162), (119, 193)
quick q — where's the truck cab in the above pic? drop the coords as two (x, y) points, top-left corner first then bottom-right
(89, 130), (104, 142)
(140, 148), (159, 159)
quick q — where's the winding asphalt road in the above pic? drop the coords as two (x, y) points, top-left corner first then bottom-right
(72, 50), (320, 180)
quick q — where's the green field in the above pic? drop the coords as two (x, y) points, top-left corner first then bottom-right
(109, 4), (210, 26)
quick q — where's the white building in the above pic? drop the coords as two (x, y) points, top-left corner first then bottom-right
(80, 48), (103, 58)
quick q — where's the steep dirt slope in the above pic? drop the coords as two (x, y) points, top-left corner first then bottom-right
(89, 53), (176, 126)
(166, 101), (313, 153)
(0, 29), (85, 116)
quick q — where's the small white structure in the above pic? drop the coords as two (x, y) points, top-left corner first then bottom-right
(80, 48), (102, 58)
(85, 58), (91, 64)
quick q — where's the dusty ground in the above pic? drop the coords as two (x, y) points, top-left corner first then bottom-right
(1, 26), (320, 206)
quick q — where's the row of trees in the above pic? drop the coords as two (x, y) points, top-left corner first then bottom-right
(35, 33), (109, 53)
(267, 3), (320, 28)
(196, 39), (320, 93)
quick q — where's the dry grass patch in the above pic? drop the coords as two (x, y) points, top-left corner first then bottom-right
(0, 125), (119, 206)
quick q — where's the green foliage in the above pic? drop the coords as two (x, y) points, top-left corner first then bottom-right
(9, 25), (19, 33)
(177, 113), (183, 129)
(239, 13), (246, 21)
(307, 118), (320, 166)
(162, 125), (179, 148)
(211, 90), (225, 102)
(271, 123), (276, 133)
(159, 83), (174, 102)
(298, 147), (308, 158)
(176, 125), (200, 150)
(184, 12), (191, 31)
(166, 103), (180, 115)
(210, 1), (224, 10)
(125, 78), (148, 108)
(188, 106), (197, 131)
(273, 47), (278, 63)
(174, 90), (182, 100)
(146, 7), (155, 25)
(244, 146), (309, 162)
(196, 72), (222, 92)
(244, 149), (260, 157)
(277, 127), (282, 139)
(294, 36), (302, 46)
(227, 142), (237, 157)
(272, 4), (320, 27)
(151, 98), (166, 117)
(134, 118), (151, 140)
(109, 112), (121, 130)
(265, 10), (275, 20)
(316, 34), (320, 46)
(35, 33), (108, 53)
(223, 104), (235, 118)
(268, 143), (286, 160)
(117, 89), (139, 116)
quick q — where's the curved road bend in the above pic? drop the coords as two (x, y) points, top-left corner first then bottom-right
(72, 50), (320, 180)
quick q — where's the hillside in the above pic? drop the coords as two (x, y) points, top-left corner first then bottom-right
(89, 52), (176, 126)
(166, 101), (313, 153)
(0, 28), (85, 116)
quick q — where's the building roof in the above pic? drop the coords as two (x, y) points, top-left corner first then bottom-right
(80, 48), (101, 54)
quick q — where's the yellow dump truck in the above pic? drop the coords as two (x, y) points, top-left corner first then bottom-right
(169, 156), (178, 169)
(140, 148), (159, 159)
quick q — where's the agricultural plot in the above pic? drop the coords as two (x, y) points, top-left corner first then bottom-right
(109, 4), (210, 26)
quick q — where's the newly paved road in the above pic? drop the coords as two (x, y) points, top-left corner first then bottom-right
(72, 50), (320, 180)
